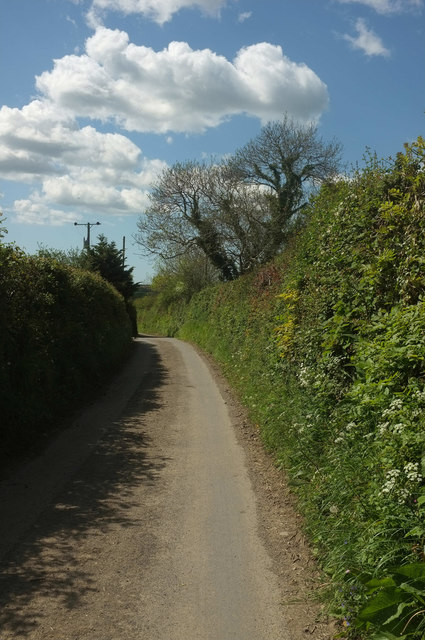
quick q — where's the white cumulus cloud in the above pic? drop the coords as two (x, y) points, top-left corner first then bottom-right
(13, 197), (82, 226)
(3, 26), (329, 226)
(0, 98), (166, 225)
(343, 18), (390, 56)
(36, 27), (329, 133)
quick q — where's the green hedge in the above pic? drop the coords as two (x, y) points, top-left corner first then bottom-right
(137, 138), (425, 637)
(0, 247), (132, 455)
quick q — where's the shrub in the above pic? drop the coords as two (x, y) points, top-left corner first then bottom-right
(0, 247), (132, 456)
(137, 138), (425, 637)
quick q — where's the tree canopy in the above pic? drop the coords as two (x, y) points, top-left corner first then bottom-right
(0, 215), (6, 240)
(87, 234), (138, 301)
(135, 116), (342, 280)
(37, 235), (138, 302)
(135, 160), (276, 280)
(231, 114), (342, 260)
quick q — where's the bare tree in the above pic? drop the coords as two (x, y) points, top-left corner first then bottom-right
(232, 114), (342, 260)
(135, 117), (342, 279)
(135, 160), (273, 280)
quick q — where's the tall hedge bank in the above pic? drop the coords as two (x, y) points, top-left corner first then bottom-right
(137, 139), (425, 637)
(0, 246), (132, 456)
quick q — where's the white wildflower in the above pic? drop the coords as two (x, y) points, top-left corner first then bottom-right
(404, 462), (422, 483)
(397, 488), (410, 504)
(298, 364), (309, 388)
(378, 422), (389, 435)
(391, 423), (404, 435)
(387, 469), (401, 478)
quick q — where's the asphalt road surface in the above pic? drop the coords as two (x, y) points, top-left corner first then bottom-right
(0, 337), (291, 640)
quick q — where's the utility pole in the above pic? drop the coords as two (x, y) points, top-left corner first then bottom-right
(74, 221), (101, 250)
(122, 236), (126, 268)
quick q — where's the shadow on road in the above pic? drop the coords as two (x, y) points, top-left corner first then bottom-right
(0, 339), (169, 637)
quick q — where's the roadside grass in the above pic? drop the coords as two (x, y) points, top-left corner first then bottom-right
(137, 139), (425, 638)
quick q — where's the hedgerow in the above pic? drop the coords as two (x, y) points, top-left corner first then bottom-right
(0, 246), (132, 457)
(272, 140), (425, 636)
(138, 137), (425, 638)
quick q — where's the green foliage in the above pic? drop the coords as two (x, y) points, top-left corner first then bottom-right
(135, 287), (187, 337)
(36, 236), (139, 336)
(135, 250), (219, 335)
(136, 116), (342, 280)
(267, 139), (425, 634)
(0, 246), (132, 458)
(36, 244), (88, 269)
(141, 137), (425, 638)
(87, 234), (138, 336)
(0, 214), (7, 239)
(87, 234), (138, 301)
(356, 563), (425, 639)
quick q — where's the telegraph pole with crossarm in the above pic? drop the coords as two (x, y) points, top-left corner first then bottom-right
(74, 221), (101, 251)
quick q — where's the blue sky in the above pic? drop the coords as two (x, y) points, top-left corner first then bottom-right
(0, 0), (424, 283)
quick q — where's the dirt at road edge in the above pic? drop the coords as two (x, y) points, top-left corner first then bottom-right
(196, 347), (337, 640)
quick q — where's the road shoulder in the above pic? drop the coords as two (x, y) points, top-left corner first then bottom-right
(191, 344), (337, 640)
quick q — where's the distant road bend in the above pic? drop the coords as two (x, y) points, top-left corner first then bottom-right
(0, 336), (291, 639)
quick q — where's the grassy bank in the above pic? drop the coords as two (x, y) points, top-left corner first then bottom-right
(137, 139), (425, 638)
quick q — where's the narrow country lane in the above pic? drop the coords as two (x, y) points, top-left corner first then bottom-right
(0, 337), (294, 639)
